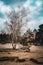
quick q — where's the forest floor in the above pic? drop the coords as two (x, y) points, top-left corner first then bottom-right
(0, 43), (43, 65)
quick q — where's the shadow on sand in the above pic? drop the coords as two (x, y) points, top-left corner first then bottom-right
(30, 58), (43, 64)
(0, 49), (13, 52)
(0, 56), (25, 62)
(0, 56), (43, 64)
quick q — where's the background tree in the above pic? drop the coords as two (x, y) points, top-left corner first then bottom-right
(26, 28), (32, 34)
(39, 24), (43, 45)
(35, 24), (43, 45)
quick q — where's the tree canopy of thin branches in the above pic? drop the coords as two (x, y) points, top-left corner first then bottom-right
(5, 7), (30, 45)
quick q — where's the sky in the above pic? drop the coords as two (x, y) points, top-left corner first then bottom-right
(0, 0), (43, 33)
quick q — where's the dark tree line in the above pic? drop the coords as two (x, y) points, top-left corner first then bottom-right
(0, 24), (43, 46)
(0, 34), (12, 44)
(20, 24), (43, 46)
(35, 24), (43, 45)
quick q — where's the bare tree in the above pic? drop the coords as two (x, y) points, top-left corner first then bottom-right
(5, 7), (30, 48)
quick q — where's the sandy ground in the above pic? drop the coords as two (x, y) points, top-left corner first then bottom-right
(0, 43), (43, 65)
